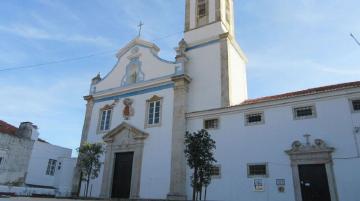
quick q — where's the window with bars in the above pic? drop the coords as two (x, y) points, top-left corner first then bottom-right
(352, 99), (360, 112)
(210, 165), (221, 178)
(99, 109), (112, 131)
(293, 105), (316, 119)
(146, 98), (162, 127)
(46, 159), (57, 176)
(245, 112), (264, 125)
(247, 163), (268, 177)
(210, 165), (221, 177)
(204, 118), (219, 129)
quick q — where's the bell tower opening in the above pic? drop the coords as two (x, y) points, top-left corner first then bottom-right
(184, 0), (235, 42)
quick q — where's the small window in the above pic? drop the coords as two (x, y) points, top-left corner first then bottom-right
(210, 165), (221, 178)
(146, 96), (162, 127)
(197, 0), (207, 18)
(197, 0), (208, 26)
(247, 163), (268, 177)
(99, 109), (112, 131)
(352, 99), (360, 112)
(245, 112), (264, 126)
(204, 118), (219, 129)
(293, 105), (316, 119)
(46, 159), (57, 176)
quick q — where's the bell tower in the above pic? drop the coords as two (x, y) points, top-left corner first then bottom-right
(183, 0), (248, 112)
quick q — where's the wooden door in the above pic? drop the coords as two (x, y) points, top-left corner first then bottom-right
(111, 152), (134, 198)
(298, 164), (331, 201)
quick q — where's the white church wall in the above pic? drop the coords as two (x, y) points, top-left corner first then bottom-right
(95, 43), (176, 93)
(186, 42), (222, 112)
(184, 22), (227, 44)
(26, 141), (72, 188)
(85, 87), (174, 198)
(186, 94), (360, 201)
(228, 41), (248, 105)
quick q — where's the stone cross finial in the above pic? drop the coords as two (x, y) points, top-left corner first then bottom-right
(303, 134), (311, 145)
(138, 21), (144, 37)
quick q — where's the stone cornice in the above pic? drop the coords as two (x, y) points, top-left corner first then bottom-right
(83, 95), (93, 102)
(92, 76), (173, 101)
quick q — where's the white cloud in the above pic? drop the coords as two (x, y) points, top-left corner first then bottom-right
(0, 24), (114, 47)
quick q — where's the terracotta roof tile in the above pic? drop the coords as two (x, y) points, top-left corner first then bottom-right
(242, 81), (360, 105)
(0, 120), (17, 135)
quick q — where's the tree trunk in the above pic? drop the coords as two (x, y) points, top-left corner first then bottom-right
(204, 186), (207, 201)
(199, 185), (202, 200)
(86, 174), (90, 197)
(192, 167), (198, 201)
(77, 171), (83, 197)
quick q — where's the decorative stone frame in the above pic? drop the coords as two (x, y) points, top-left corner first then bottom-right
(97, 101), (117, 134)
(121, 56), (145, 86)
(285, 137), (338, 201)
(292, 104), (317, 120)
(144, 95), (163, 128)
(196, 0), (209, 28)
(100, 122), (149, 199)
(244, 111), (265, 126)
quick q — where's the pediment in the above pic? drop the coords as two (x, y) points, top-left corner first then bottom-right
(285, 138), (334, 155)
(116, 37), (160, 59)
(103, 122), (149, 143)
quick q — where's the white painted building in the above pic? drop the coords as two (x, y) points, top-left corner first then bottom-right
(75, 1), (360, 201)
(26, 140), (76, 197)
(0, 121), (76, 197)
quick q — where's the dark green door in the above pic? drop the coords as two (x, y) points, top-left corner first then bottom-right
(298, 164), (331, 201)
(111, 152), (134, 198)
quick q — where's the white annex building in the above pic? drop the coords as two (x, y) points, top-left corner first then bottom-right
(75, 1), (360, 201)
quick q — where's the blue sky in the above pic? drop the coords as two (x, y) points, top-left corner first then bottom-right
(0, 0), (359, 155)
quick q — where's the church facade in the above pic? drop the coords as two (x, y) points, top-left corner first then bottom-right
(76, 1), (360, 201)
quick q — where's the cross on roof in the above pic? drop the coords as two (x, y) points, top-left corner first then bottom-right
(138, 21), (144, 38)
(303, 134), (311, 145)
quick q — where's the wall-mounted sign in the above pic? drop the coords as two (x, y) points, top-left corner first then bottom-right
(276, 179), (286, 193)
(254, 179), (264, 191)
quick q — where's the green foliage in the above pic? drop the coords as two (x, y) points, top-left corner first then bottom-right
(77, 142), (104, 197)
(184, 129), (216, 201)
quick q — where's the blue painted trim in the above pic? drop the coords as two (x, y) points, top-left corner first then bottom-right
(95, 74), (175, 95)
(186, 39), (220, 51)
(94, 83), (174, 103)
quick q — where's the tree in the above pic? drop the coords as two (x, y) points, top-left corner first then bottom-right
(77, 142), (104, 197)
(184, 129), (216, 201)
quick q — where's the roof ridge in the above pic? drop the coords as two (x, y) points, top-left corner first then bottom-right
(242, 80), (360, 105)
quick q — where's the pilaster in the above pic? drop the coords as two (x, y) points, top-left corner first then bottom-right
(220, 33), (230, 107)
(71, 95), (94, 196)
(167, 74), (191, 200)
